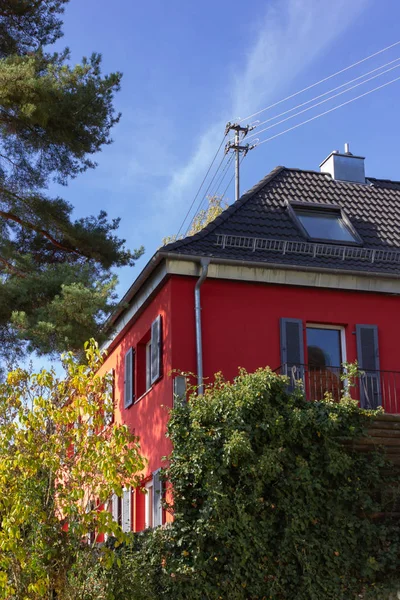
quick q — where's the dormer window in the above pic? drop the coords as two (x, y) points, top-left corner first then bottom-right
(290, 202), (361, 244)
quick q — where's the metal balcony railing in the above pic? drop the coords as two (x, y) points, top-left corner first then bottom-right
(280, 364), (400, 414)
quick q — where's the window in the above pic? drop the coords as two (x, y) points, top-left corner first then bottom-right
(146, 340), (152, 391)
(307, 326), (343, 368)
(290, 203), (360, 243)
(144, 469), (163, 529)
(280, 318), (346, 400)
(280, 318), (383, 409)
(173, 375), (187, 406)
(306, 325), (345, 401)
(124, 348), (135, 408)
(112, 490), (131, 531)
(150, 315), (162, 386)
(137, 315), (163, 397)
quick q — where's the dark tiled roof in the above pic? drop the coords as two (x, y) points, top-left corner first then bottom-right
(163, 167), (400, 275)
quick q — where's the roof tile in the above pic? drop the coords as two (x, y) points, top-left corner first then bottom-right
(163, 167), (400, 275)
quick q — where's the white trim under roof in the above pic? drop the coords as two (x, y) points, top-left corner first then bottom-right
(101, 253), (400, 352)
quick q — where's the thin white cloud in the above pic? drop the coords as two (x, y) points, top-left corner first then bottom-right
(97, 0), (369, 257)
(157, 0), (369, 234)
(232, 0), (368, 121)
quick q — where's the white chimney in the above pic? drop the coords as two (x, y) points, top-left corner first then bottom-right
(320, 143), (365, 183)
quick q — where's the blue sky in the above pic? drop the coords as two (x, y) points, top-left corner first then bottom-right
(54, 0), (400, 300)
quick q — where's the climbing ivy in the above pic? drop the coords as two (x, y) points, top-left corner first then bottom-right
(108, 368), (400, 600)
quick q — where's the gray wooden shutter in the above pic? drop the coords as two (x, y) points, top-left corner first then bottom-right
(121, 487), (131, 532)
(124, 348), (135, 408)
(151, 316), (162, 384)
(173, 376), (187, 406)
(152, 469), (162, 527)
(356, 324), (381, 409)
(104, 369), (114, 426)
(111, 493), (119, 523)
(280, 318), (305, 389)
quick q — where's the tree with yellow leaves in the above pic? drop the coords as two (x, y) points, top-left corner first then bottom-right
(0, 341), (145, 599)
(162, 195), (228, 246)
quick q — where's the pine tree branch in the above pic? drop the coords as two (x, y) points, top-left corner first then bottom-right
(0, 255), (26, 277)
(0, 209), (84, 257)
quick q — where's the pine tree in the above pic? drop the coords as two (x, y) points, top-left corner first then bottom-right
(0, 1), (143, 363)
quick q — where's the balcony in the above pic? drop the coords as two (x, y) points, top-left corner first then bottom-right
(280, 364), (400, 415)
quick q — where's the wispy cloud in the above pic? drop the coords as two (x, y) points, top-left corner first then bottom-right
(88, 0), (369, 268)
(231, 0), (368, 121)
(155, 0), (368, 235)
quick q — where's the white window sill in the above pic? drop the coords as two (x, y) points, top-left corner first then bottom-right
(135, 386), (153, 404)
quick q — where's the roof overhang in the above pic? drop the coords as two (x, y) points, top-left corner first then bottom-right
(103, 250), (400, 353)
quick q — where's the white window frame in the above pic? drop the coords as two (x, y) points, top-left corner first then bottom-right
(306, 323), (347, 365)
(146, 340), (152, 391)
(144, 480), (153, 529)
(306, 323), (348, 392)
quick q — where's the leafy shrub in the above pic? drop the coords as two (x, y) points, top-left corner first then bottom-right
(109, 368), (400, 599)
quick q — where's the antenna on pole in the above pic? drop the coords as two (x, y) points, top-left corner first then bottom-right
(224, 122), (256, 201)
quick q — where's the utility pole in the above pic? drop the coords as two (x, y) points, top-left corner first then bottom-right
(224, 122), (256, 201)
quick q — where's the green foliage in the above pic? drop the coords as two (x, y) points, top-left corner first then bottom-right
(109, 368), (400, 599)
(0, 340), (145, 599)
(0, 0), (144, 361)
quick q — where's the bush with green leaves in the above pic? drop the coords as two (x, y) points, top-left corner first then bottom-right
(108, 368), (400, 600)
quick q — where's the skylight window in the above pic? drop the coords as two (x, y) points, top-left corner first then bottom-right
(291, 205), (360, 243)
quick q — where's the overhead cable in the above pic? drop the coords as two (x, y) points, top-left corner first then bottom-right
(175, 134), (226, 238)
(212, 153), (235, 197)
(246, 57), (400, 134)
(187, 154), (234, 232)
(255, 74), (400, 147)
(239, 40), (400, 123)
(184, 152), (229, 236)
(248, 61), (400, 140)
(221, 155), (245, 201)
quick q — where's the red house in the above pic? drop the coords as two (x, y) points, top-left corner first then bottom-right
(101, 145), (400, 532)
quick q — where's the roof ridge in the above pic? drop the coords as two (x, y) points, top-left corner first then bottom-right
(163, 165), (286, 252)
(283, 166), (331, 177)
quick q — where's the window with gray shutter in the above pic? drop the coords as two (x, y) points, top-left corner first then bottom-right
(173, 376), (187, 406)
(151, 316), (162, 385)
(124, 348), (135, 408)
(280, 318), (305, 389)
(152, 469), (163, 527)
(356, 324), (381, 409)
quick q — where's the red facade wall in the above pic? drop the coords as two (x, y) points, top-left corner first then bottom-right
(103, 271), (400, 531)
(170, 275), (400, 383)
(100, 279), (174, 478)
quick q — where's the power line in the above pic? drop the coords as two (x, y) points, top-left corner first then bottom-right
(221, 155), (245, 201)
(175, 134), (227, 238)
(247, 61), (400, 141)
(255, 74), (400, 147)
(212, 153), (234, 197)
(246, 57), (400, 136)
(187, 153), (234, 230)
(239, 40), (400, 123)
(184, 152), (229, 236)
